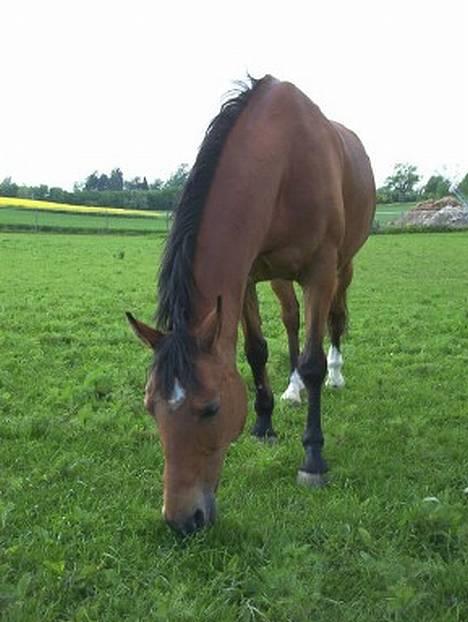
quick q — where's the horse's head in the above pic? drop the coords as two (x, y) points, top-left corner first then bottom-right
(126, 302), (247, 535)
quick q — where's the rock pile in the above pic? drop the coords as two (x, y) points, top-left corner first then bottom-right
(394, 196), (468, 229)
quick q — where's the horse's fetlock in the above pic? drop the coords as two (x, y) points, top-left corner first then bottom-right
(255, 388), (274, 415)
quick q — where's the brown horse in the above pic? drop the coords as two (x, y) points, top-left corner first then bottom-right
(127, 75), (375, 535)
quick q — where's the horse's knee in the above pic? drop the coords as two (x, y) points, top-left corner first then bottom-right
(298, 349), (327, 388)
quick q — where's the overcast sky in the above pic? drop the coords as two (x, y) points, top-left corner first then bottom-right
(1, 0), (467, 189)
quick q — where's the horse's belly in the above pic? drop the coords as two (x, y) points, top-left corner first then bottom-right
(250, 245), (316, 282)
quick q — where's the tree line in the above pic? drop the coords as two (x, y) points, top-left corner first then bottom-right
(0, 165), (190, 211)
(1, 163), (467, 210)
(376, 164), (468, 204)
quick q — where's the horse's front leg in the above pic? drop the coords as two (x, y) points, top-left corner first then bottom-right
(242, 282), (276, 441)
(297, 250), (338, 486)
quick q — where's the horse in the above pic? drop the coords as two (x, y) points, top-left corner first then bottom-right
(127, 75), (376, 535)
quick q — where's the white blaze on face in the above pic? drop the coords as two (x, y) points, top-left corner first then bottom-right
(168, 378), (186, 410)
(281, 369), (305, 403)
(326, 345), (345, 388)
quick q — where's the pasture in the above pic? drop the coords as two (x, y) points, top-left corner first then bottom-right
(0, 207), (168, 235)
(0, 198), (169, 235)
(0, 197), (413, 234)
(0, 197), (167, 218)
(373, 202), (417, 224)
(1, 231), (467, 621)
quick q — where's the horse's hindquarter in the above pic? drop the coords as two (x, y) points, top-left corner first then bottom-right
(249, 86), (343, 280)
(331, 121), (376, 263)
(253, 92), (375, 281)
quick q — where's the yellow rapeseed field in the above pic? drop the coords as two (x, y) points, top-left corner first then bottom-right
(0, 196), (163, 218)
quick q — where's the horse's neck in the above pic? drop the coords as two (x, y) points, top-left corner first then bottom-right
(192, 238), (250, 349)
(191, 196), (268, 349)
(190, 111), (282, 348)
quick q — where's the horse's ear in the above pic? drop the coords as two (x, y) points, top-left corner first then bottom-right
(126, 312), (164, 350)
(198, 296), (223, 352)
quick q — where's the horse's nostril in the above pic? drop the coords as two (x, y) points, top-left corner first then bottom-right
(164, 494), (216, 535)
(193, 508), (205, 529)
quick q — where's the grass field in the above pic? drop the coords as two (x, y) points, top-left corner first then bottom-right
(0, 197), (414, 234)
(374, 202), (417, 224)
(0, 197), (165, 218)
(1, 231), (467, 621)
(0, 207), (169, 234)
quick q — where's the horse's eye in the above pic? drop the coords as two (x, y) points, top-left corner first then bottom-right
(201, 400), (220, 418)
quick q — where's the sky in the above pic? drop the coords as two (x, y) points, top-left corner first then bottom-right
(1, 0), (467, 190)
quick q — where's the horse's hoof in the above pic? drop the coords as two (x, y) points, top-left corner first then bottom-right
(281, 371), (305, 403)
(296, 470), (328, 487)
(251, 429), (278, 444)
(325, 374), (345, 389)
(280, 387), (302, 403)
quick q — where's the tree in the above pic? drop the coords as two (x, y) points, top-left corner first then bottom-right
(97, 173), (110, 191)
(109, 168), (124, 191)
(0, 177), (18, 197)
(49, 187), (65, 202)
(84, 171), (99, 191)
(422, 174), (451, 199)
(381, 163), (421, 202)
(150, 178), (163, 190)
(457, 172), (468, 197)
(164, 164), (189, 191)
(124, 176), (142, 191)
(34, 185), (49, 200)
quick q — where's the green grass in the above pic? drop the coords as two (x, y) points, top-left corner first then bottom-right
(0, 202), (412, 234)
(1, 231), (467, 621)
(0, 207), (169, 234)
(375, 202), (417, 224)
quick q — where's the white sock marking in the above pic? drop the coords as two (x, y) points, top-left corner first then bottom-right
(326, 345), (345, 388)
(281, 369), (305, 403)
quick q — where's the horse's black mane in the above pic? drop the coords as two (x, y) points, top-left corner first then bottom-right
(154, 75), (270, 398)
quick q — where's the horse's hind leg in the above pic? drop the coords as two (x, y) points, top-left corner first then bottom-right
(326, 261), (353, 388)
(242, 281), (276, 441)
(297, 247), (338, 486)
(270, 279), (305, 403)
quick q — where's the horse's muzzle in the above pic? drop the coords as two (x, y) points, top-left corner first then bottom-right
(165, 492), (217, 536)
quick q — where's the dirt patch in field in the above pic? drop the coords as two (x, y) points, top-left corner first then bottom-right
(394, 196), (468, 229)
